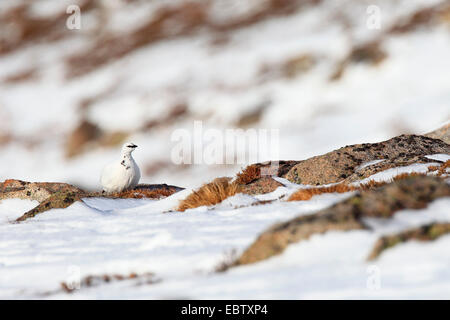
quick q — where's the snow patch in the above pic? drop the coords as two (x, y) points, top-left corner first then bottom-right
(356, 159), (386, 171)
(356, 163), (439, 184)
(215, 193), (259, 210)
(425, 154), (450, 162)
(0, 199), (39, 224)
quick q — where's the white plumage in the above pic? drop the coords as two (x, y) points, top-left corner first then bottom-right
(100, 142), (141, 193)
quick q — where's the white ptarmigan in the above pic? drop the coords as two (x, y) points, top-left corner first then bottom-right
(100, 142), (141, 193)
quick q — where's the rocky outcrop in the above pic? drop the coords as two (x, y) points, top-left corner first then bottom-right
(425, 122), (450, 144)
(234, 161), (299, 195)
(0, 180), (183, 222)
(241, 176), (284, 195)
(236, 134), (449, 190)
(0, 179), (85, 202)
(285, 135), (449, 185)
(16, 190), (86, 222)
(235, 175), (450, 265)
(367, 222), (450, 261)
(101, 184), (184, 200)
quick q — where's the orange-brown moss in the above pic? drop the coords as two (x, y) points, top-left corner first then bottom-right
(2, 179), (20, 188)
(177, 177), (242, 212)
(427, 165), (440, 172)
(438, 160), (450, 176)
(288, 183), (356, 201)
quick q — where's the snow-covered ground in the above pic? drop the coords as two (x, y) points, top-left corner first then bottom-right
(1, 163), (449, 299)
(0, 0), (449, 299)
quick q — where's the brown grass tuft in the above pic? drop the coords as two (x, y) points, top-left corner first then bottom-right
(427, 165), (440, 172)
(288, 183), (355, 201)
(288, 172), (429, 201)
(235, 165), (261, 185)
(177, 177), (242, 212)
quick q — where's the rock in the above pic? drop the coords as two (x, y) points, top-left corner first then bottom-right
(343, 155), (433, 182)
(236, 175), (450, 265)
(100, 184), (184, 199)
(0, 179), (183, 222)
(285, 134), (449, 185)
(425, 122), (450, 144)
(367, 222), (450, 261)
(0, 179), (87, 222)
(0, 179), (84, 202)
(236, 134), (449, 189)
(241, 176), (284, 195)
(16, 190), (86, 222)
(235, 161), (299, 195)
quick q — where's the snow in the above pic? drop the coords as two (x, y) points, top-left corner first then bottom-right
(214, 193), (259, 210)
(357, 159), (386, 171)
(0, 199), (39, 224)
(425, 154), (450, 162)
(356, 163), (440, 184)
(0, 0), (449, 299)
(1, 176), (449, 299)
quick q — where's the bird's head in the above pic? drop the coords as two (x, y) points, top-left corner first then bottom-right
(122, 142), (138, 154)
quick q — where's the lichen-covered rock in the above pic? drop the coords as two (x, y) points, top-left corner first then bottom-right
(343, 155), (433, 182)
(367, 222), (450, 260)
(235, 161), (299, 195)
(102, 184), (184, 199)
(236, 134), (449, 189)
(425, 122), (450, 144)
(0, 179), (85, 202)
(1, 179), (183, 222)
(16, 190), (86, 222)
(236, 175), (450, 265)
(240, 176), (284, 195)
(285, 134), (449, 185)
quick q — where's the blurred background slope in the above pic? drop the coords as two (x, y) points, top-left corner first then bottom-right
(0, 0), (449, 190)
